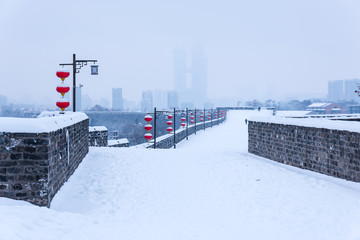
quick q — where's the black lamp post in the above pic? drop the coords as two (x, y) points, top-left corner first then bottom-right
(59, 54), (98, 112)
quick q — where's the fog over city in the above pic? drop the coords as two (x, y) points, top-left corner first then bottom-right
(1, 0), (360, 108)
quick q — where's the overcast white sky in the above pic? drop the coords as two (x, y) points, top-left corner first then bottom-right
(1, 0), (360, 105)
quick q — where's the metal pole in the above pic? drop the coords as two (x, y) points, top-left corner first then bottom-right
(154, 107), (156, 149)
(72, 54), (76, 112)
(195, 108), (197, 134)
(186, 108), (188, 140)
(203, 108), (205, 130)
(173, 108), (176, 149)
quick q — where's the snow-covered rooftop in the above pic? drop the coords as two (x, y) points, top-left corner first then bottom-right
(0, 111), (88, 133)
(108, 138), (129, 146)
(89, 126), (108, 132)
(307, 102), (331, 108)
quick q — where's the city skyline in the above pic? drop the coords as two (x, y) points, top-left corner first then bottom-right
(1, 0), (360, 107)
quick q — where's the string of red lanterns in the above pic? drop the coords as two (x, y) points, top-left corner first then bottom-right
(190, 112), (194, 124)
(142, 109), (225, 144)
(167, 114), (173, 133)
(56, 71), (70, 112)
(181, 116), (186, 127)
(144, 115), (153, 141)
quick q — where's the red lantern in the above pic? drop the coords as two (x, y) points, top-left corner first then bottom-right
(190, 120), (194, 124)
(56, 71), (70, 81)
(168, 115), (173, 120)
(190, 112), (193, 115)
(144, 124), (152, 132)
(144, 133), (152, 141)
(167, 121), (173, 126)
(56, 100), (70, 111)
(190, 116), (194, 120)
(56, 84), (70, 97)
(200, 118), (204, 122)
(200, 115), (203, 118)
(208, 117), (211, 120)
(181, 123), (186, 127)
(167, 127), (173, 133)
(144, 115), (153, 123)
(181, 117), (186, 122)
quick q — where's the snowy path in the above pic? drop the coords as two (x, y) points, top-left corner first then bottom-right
(2, 110), (360, 240)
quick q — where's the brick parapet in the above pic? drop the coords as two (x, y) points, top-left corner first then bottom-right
(0, 118), (89, 206)
(89, 128), (108, 147)
(248, 120), (360, 182)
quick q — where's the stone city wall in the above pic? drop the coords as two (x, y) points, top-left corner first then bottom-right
(89, 126), (108, 147)
(0, 113), (89, 206)
(248, 120), (360, 182)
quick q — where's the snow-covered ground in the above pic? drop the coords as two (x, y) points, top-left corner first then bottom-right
(2, 110), (360, 240)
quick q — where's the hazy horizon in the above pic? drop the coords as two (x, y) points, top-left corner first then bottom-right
(1, 0), (360, 107)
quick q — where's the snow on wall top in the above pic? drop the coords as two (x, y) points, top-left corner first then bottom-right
(0, 111), (88, 133)
(249, 116), (360, 133)
(275, 111), (311, 117)
(89, 126), (108, 132)
(108, 138), (129, 146)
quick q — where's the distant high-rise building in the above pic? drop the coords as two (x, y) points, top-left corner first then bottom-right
(112, 88), (123, 110)
(328, 80), (344, 102)
(0, 95), (7, 106)
(168, 91), (179, 109)
(141, 90), (153, 112)
(173, 46), (207, 108)
(328, 79), (360, 102)
(344, 79), (359, 102)
(154, 89), (167, 110)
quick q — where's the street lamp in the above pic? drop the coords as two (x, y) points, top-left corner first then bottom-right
(59, 54), (98, 112)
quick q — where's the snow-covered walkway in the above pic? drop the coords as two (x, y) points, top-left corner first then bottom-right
(1, 110), (360, 240)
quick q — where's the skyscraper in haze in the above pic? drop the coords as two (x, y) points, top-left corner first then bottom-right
(344, 79), (359, 102)
(173, 46), (207, 108)
(167, 91), (179, 109)
(328, 79), (360, 102)
(154, 89), (167, 110)
(141, 90), (153, 112)
(112, 88), (123, 111)
(0, 95), (7, 106)
(328, 80), (343, 102)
